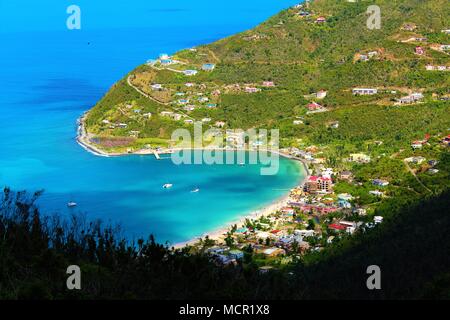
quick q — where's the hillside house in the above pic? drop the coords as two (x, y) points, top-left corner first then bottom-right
(349, 153), (371, 163)
(306, 101), (323, 111)
(159, 53), (170, 60)
(151, 83), (163, 91)
(262, 81), (275, 87)
(339, 170), (353, 181)
(372, 179), (389, 187)
(316, 90), (328, 99)
(316, 16), (326, 23)
(245, 86), (260, 93)
(415, 46), (425, 55)
(352, 88), (378, 95)
(202, 63), (216, 71)
(183, 70), (198, 76)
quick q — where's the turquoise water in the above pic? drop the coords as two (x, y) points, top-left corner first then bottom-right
(0, 1), (304, 243)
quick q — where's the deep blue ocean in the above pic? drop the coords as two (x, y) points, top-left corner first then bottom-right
(0, 0), (304, 244)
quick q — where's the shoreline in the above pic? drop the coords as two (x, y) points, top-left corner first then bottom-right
(76, 113), (311, 248)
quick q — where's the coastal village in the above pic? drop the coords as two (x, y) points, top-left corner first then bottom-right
(185, 128), (449, 270)
(79, 1), (450, 271)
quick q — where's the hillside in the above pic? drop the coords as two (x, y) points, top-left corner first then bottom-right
(84, 0), (450, 154)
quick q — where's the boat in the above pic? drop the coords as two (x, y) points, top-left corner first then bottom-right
(163, 183), (173, 189)
(67, 202), (77, 208)
(238, 162), (245, 166)
(191, 188), (200, 193)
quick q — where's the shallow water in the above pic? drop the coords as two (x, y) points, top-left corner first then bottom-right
(0, 0), (304, 243)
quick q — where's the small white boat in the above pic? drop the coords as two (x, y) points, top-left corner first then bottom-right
(67, 202), (77, 208)
(163, 183), (173, 189)
(238, 162), (245, 166)
(191, 188), (200, 193)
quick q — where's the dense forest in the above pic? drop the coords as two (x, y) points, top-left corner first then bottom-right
(1, 187), (449, 299)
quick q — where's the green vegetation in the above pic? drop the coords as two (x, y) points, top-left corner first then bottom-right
(2, 187), (450, 299)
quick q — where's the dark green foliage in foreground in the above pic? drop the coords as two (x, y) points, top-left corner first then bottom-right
(1, 187), (449, 299)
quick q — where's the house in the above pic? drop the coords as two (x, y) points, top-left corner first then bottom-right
(306, 102), (323, 111)
(316, 90), (328, 99)
(178, 99), (190, 105)
(245, 86), (260, 93)
(151, 83), (163, 91)
(298, 10), (310, 17)
(184, 119), (194, 124)
(415, 46), (425, 55)
(160, 59), (173, 65)
(263, 248), (286, 257)
(259, 266), (274, 274)
(411, 141), (423, 149)
(358, 54), (369, 62)
(316, 16), (326, 23)
(201, 118), (212, 123)
(352, 88), (378, 95)
(294, 229), (315, 237)
(337, 193), (354, 201)
(183, 70), (198, 76)
(321, 168), (334, 178)
(206, 246), (229, 255)
(293, 120), (304, 125)
(142, 112), (152, 118)
(281, 207), (295, 215)
(397, 92), (424, 104)
(354, 208), (367, 216)
(207, 103), (217, 108)
(426, 65), (435, 71)
(338, 200), (352, 209)
(202, 63), (216, 71)
(349, 153), (371, 163)
(159, 53), (170, 60)
(369, 190), (384, 197)
(303, 176), (333, 194)
(402, 23), (416, 31)
(442, 29), (450, 34)
(372, 179), (389, 187)
(339, 170), (353, 181)
(428, 160), (439, 167)
(228, 249), (244, 260)
(374, 216), (383, 224)
(185, 82), (195, 87)
(368, 51), (378, 58)
(235, 227), (249, 234)
(428, 168), (439, 174)
(329, 121), (339, 129)
(262, 81), (275, 87)
(160, 111), (174, 117)
(443, 135), (450, 146)
(441, 45), (450, 51)
(329, 223), (346, 231)
(172, 113), (183, 121)
(214, 254), (236, 265)
(405, 156), (426, 164)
